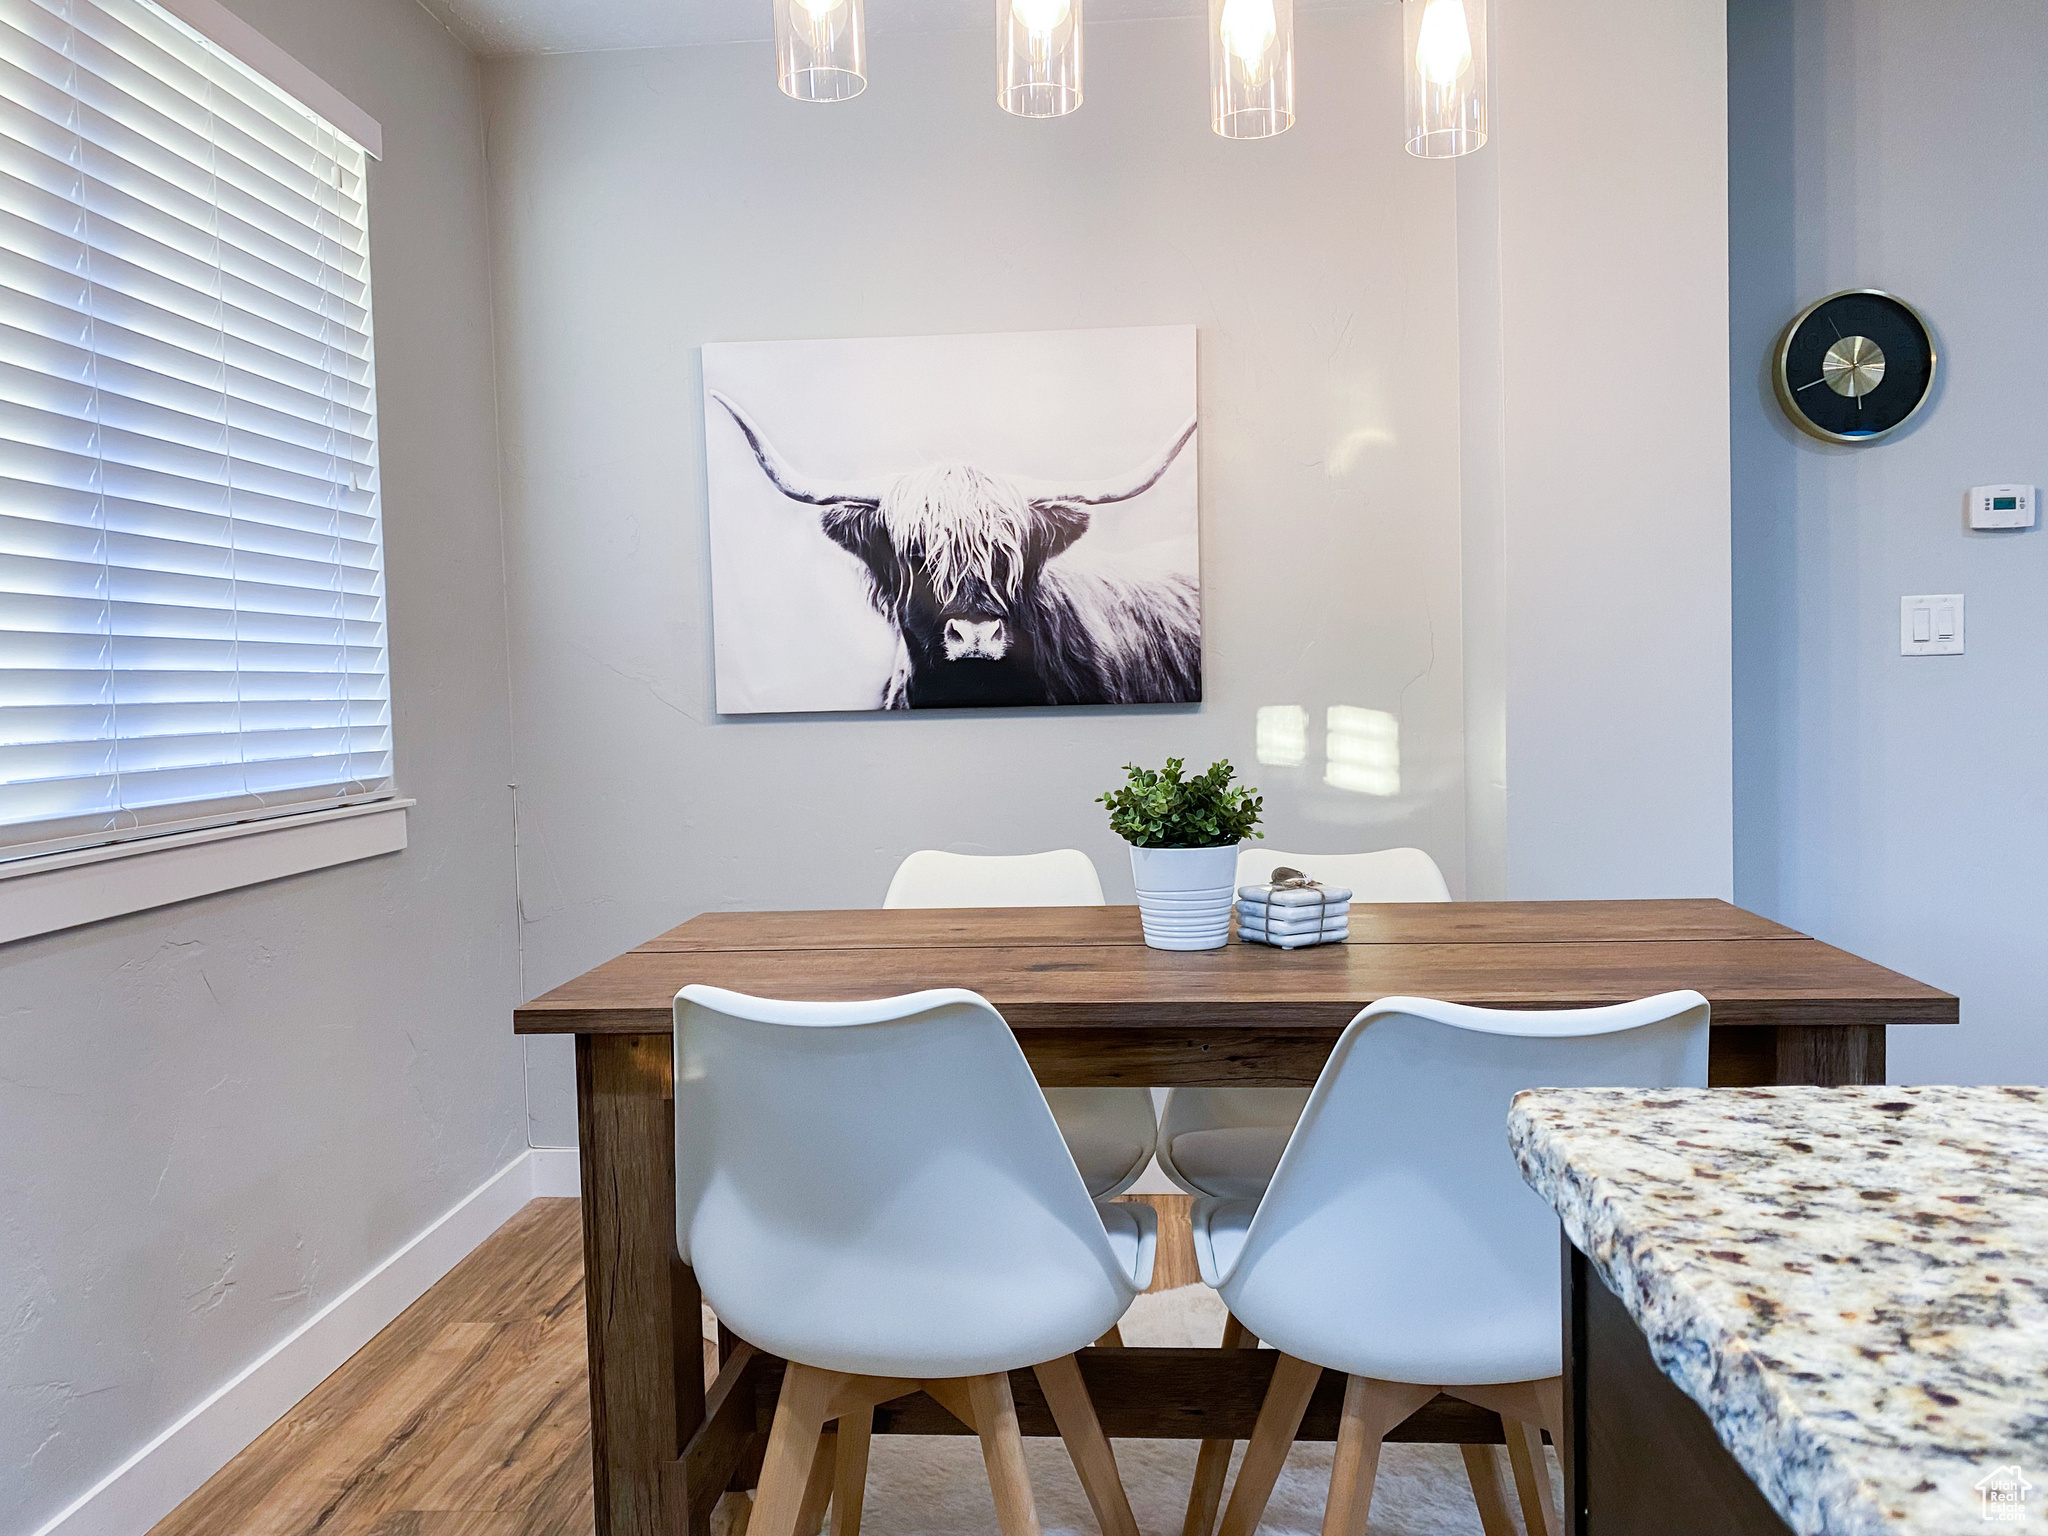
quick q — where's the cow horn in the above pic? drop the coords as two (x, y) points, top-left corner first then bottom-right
(1021, 417), (1197, 507)
(709, 390), (887, 507)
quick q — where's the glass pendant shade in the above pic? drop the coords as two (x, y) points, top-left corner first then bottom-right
(999, 0), (1082, 117)
(776, 0), (867, 102)
(1403, 0), (1486, 157)
(1209, 0), (1293, 138)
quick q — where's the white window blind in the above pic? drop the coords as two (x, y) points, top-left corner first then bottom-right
(0, 0), (388, 863)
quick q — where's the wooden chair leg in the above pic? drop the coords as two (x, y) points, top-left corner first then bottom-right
(967, 1371), (1043, 1536)
(1443, 1380), (1565, 1536)
(1182, 1312), (1255, 1536)
(1184, 1439), (1235, 1536)
(1094, 1324), (1126, 1348)
(922, 1377), (980, 1433)
(754, 1365), (841, 1536)
(713, 1490), (755, 1536)
(795, 1429), (838, 1536)
(1503, 1417), (1561, 1536)
(1458, 1445), (1518, 1536)
(1322, 1377), (1440, 1536)
(832, 1412), (873, 1536)
(1533, 1379), (1565, 1443)
(1035, 1354), (1140, 1536)
(1216, 1353), (1322, 1536)
(1446, 1379), (1564, 1443)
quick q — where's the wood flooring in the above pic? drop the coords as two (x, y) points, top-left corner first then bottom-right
(149, 1191), (1200, 1536)
(150, 1199), (598, 1536)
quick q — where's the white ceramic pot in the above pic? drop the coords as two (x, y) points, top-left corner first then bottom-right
(1129, 843), (1239, 951)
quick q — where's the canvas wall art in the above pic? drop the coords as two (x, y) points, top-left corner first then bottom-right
(702, 325), (1200, 714)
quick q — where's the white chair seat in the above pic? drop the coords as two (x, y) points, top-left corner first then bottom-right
(1166, 1128), (1290, 1201)
(1063, 1125), (1158, 1200)
(1189, 1196), (1257, 1286)
(1095, 1197), (1159, 1289)
(1155, 1086), (1309, 1201)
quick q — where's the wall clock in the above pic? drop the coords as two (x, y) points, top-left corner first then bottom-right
(1773, 290), (1935, 444)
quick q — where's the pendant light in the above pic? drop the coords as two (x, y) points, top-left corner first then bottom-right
(999, 0), (1082, 117)
(776, 0), (866, 102)
(1403, 0), (1486, 157)
(1210, 0), (1293, 138)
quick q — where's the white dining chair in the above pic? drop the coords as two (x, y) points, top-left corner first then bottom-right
(884, 849), (1158, 1202)
(885, 848), (1108, 909)
(1192, 991), (1710, 1536)
(1156, 847), (1452, 1206)
(1168, 847), (1457, 1536)
(676, 984), (1156, 1536)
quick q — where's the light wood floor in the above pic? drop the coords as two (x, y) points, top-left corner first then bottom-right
(150, 1192), (1198, 1536)
(150, 1198), (597, 1536)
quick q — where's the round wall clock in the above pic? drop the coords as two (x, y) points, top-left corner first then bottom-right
(1773, 289), (1936, 444)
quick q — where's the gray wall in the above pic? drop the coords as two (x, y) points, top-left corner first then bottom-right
(482, 12), (1471, 1143)
(1463, 0), (1731, 901)
(0, 2), (523, 1529)
(1730, 0), (2048, 1082)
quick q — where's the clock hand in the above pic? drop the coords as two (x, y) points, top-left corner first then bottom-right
(1795, 377), (1829, 391)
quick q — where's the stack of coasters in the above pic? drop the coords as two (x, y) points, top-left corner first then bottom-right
(1237, 868), (1352, 949)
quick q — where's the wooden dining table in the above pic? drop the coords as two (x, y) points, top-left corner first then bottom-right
(512, 898), (1955, 1536)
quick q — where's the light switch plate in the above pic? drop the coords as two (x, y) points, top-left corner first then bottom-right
(1901, 593), (1964, 655)
(1969, 484), (2037, 530)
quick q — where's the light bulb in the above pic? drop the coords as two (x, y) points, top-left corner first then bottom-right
(1416, 0), (1472, 85)
(1219, 0), (1276, 64)
(796, 0), (845, 16)
(1012, 0), (1071, 38)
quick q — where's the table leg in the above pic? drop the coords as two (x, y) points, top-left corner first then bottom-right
(578, 1031), (705, 1536)
(1773, 1025), (1885, 1086)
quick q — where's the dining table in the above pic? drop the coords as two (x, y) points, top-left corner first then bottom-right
(511, 898), (1956, 1536)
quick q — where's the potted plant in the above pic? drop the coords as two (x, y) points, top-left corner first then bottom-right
(1099, 758), (1263, 950)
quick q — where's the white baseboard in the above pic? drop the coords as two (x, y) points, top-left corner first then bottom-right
(31, 1148), (579, 1536)
(529, 1144), (581, 1197)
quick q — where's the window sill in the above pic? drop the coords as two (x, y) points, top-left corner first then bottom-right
(0, 799), (414, 945)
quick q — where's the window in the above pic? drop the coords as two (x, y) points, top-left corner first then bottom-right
(0, 0), (388, 864)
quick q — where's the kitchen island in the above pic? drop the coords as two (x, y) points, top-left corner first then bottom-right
(1511, 1084), (2048, 1536)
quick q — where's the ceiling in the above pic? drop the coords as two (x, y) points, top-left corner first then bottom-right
(418, 0), (1242, 57)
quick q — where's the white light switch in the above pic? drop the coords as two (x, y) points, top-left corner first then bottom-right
(1901, 593), (1964, 656)
(1969, 484), (2037, 530)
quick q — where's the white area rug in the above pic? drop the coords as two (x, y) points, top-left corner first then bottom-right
(733, 1286), (1560, 1536)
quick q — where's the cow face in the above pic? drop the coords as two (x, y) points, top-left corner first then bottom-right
(819, 463), (1088, 678)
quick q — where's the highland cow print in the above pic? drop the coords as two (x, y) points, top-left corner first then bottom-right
(702, 327), (1200, 714)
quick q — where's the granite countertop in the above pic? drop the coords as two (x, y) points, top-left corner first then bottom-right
(1510, 1085), (2048, 1536)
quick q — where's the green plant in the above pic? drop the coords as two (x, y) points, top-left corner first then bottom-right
(1099, 757), (1264, 849)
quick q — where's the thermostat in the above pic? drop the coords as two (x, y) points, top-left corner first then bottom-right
(1968, 484), (2036, 530)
